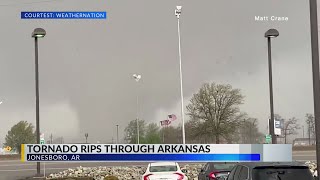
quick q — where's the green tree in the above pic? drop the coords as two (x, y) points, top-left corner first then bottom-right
(185, 117), (212, 143)
(143, 123), (161, 144)
(4, 121), (36, 154)
(186, 83), (244, 143)
(124, 119), (146, 144)
(160, 126), (180, 144)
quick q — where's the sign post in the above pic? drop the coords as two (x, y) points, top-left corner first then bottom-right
(40, 133), (45, 177)
(265, 134), (272, 144)
(40, 133), (45, 144)
(274, 119), (282, 136)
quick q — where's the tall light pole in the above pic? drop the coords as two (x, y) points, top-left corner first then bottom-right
(133, 74), (141, 144)
(116, 125), (119, 144)
(265, 29), (279, 144)
(175, 5), (186, 144)
(309, 0), (320, 177)
(32, 28), (46, 176)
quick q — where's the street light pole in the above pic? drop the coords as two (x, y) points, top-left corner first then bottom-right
(133, 74), (141, 144)
(309, 0), (320, 177)
(267, 37), (276, 144)
(32, 28), (46, 177)
(136, 93), (139, 144)
(175, 5), (186, 144)
(265, 29), (279, 144)
(34, 35), (41, 176)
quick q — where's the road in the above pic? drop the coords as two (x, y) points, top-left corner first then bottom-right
(0, 151), (316, 180)
(292, 150), (316, 161)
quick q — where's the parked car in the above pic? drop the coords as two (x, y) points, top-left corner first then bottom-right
(226, 162), (314, 180)
(198, 162), (235, 180)
(142, 162), (188, 180)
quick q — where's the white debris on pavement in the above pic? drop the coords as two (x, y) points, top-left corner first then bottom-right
(47, 162), (317, 179)
(305, 161), (317, 177)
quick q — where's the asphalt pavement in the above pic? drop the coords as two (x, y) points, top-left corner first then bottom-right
(292, 150), (316, 161)
(0, 151), (316, 180)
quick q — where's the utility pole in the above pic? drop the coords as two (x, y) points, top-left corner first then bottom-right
(116, 125), (119, 144)
(309, 121), (311, 145)
(85, 133), (88, 144)
(50, 134), (53, 144)
(162, 126), (165, 143)
(249, 121), (253, 144)
(309, 0), (320, 177)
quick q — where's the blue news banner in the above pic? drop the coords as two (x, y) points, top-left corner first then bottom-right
(21, 11), (107, 19)
(21, 144), (292, 162)
(25, 154), (260, 162)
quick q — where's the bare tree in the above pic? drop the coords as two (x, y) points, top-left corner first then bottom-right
(283, 117), (300, 144)
(306, 114), (315, 145)
(235, 117), (264, 144)
(186, 83), (244, 143)
(185, 117), (216, 143)
(185, 118), (206, 143)
(221, 112), (247, 143)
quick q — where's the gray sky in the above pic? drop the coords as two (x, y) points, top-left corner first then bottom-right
(0, 0), (316, 144)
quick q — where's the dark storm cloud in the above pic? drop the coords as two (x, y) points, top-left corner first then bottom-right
(0, 0), (315, 142)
